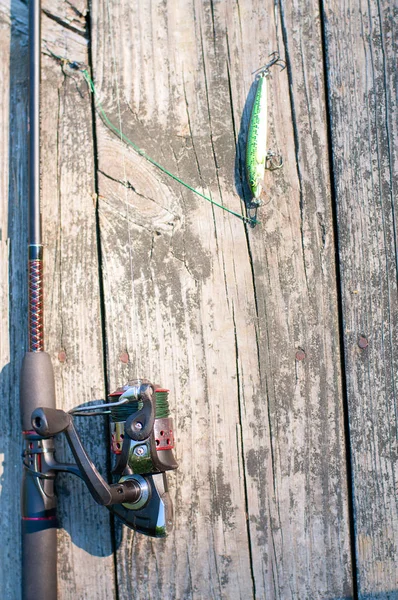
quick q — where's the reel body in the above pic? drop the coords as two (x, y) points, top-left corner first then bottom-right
(25, 379), (177, 537)
(108, 380), (178, 535)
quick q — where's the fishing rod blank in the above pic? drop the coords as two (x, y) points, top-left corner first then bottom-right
(20, 0), (58, 599)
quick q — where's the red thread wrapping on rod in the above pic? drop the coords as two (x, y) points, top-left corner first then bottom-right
(28, 259), (44, 352)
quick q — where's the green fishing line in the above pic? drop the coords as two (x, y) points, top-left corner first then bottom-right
(110, 390), (170, 422)
(81, 69), (258, 226)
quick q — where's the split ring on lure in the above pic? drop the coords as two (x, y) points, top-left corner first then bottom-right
(246, 52), (286, 203)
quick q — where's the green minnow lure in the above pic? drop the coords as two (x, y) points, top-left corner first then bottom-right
(246, 53), (285, 202)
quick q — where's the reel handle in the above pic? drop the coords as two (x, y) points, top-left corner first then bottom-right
(31, 407), (141, 506)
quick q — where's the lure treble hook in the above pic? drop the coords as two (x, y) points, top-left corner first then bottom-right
(265, 149), (284, 171)
(252, 51), (286, 78)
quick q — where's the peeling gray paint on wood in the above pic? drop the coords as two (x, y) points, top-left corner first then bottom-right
(323, 0), (398, 596)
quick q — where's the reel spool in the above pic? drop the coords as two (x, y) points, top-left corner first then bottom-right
(26, 379), (178, 538)
(109, 381), (177, 470)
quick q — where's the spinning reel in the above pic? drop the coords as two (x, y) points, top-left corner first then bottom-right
(22, 372), (177, 538)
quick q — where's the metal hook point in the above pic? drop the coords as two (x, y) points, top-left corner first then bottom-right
(252, 52), (286, 77)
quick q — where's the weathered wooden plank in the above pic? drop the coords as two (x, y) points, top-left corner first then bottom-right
(91, 2), (255, 597)
(91, 1), (352, 599)
(0, 1), (28, 597)
(250, 0), (354, 595)
(230, 0), (353, 596)
(323, 0), (398, 596)
(30, 1), (115, 597)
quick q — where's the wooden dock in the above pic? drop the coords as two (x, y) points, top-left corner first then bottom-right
(1, 0), (397, 598)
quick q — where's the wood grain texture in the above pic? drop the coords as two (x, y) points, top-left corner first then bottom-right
(91, 0), (352, 598)
(323, 0), (398, 597)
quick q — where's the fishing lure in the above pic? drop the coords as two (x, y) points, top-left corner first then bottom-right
(246, 53), (285, 203)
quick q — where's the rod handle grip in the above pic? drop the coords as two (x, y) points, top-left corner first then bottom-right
(20, 352), (56, 430)
(22, 521), (57, 600)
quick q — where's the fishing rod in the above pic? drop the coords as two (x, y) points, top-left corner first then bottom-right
(20, 2), (177, 598)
